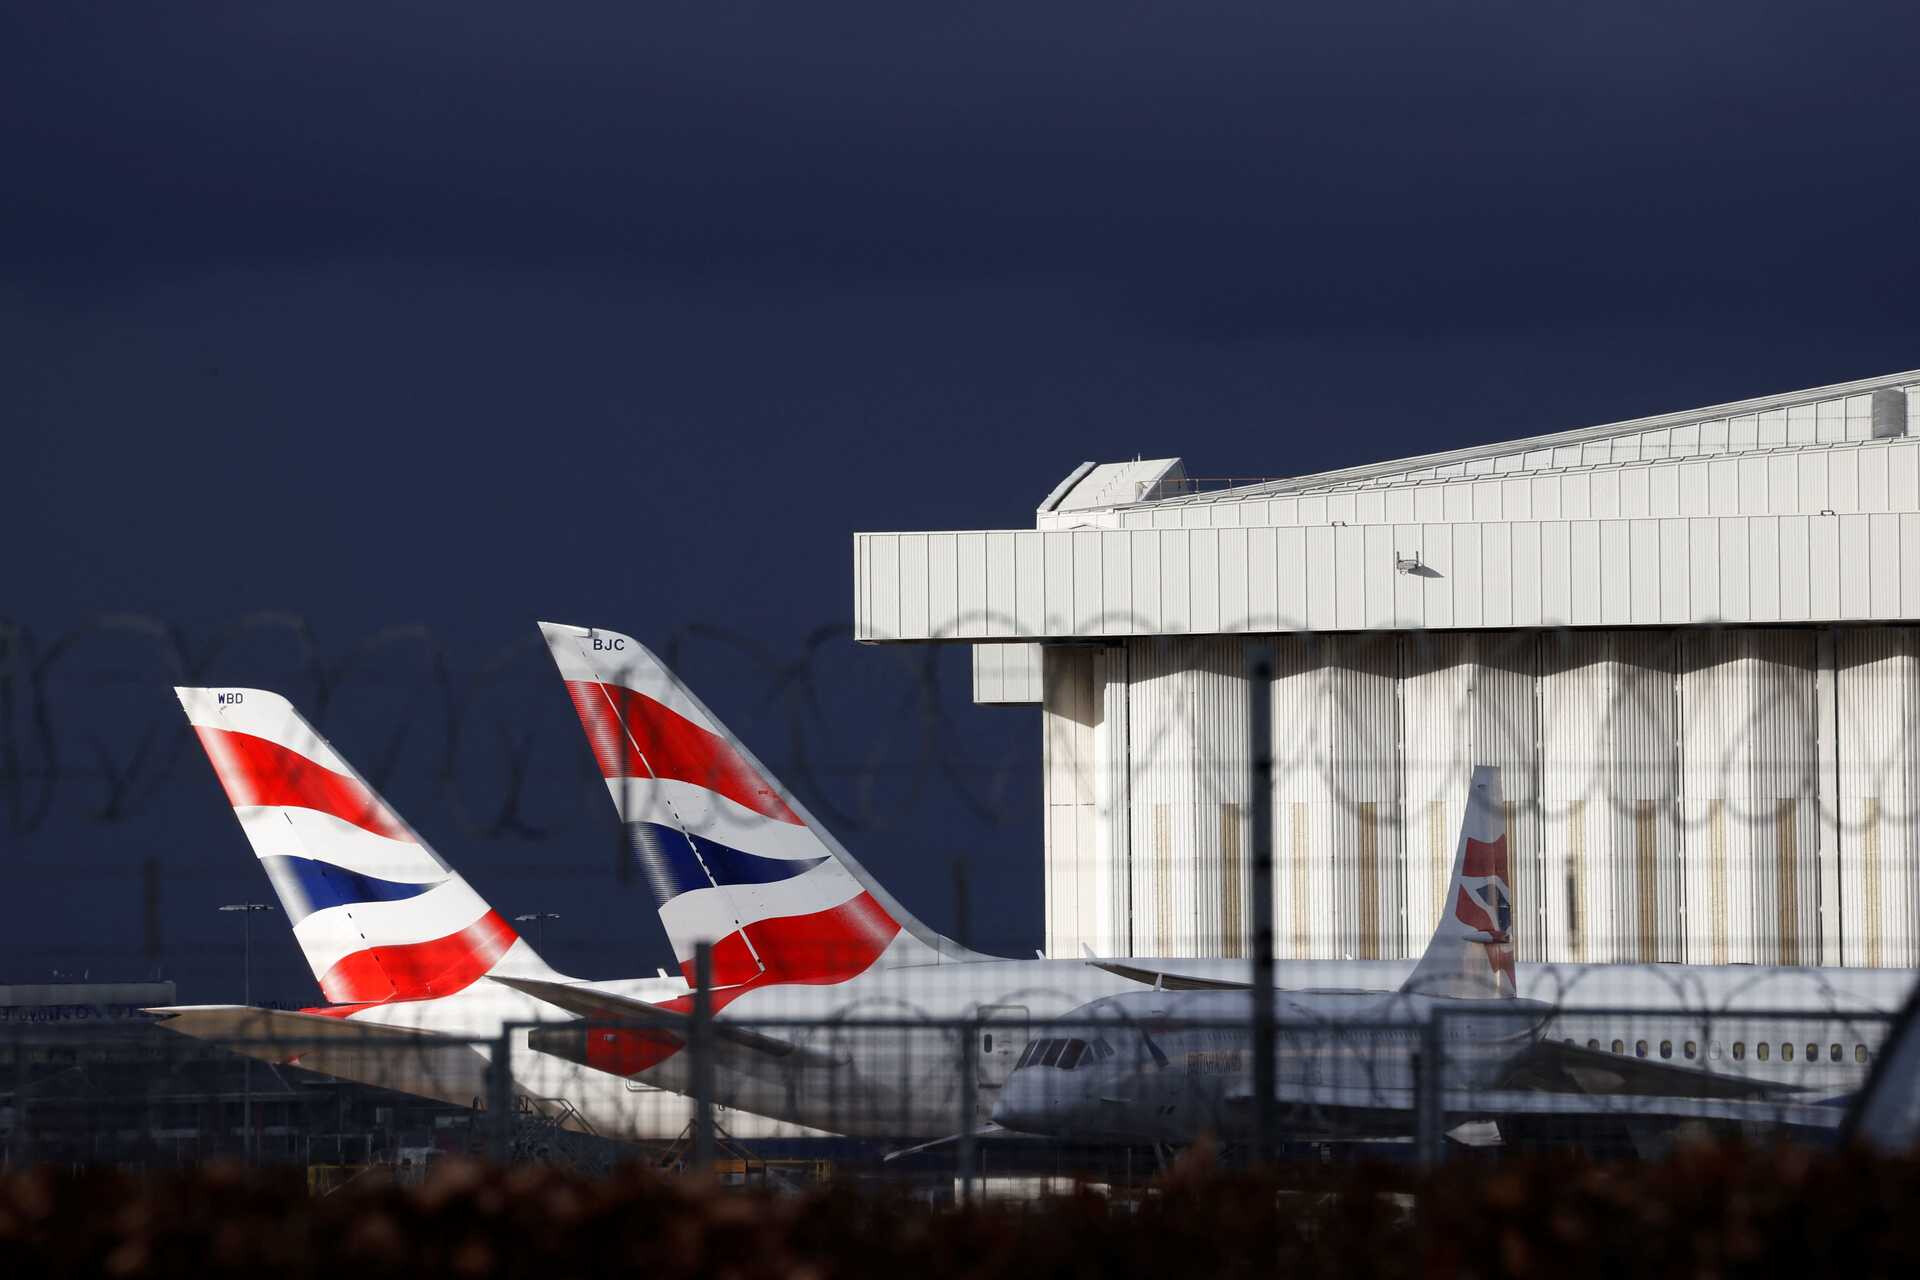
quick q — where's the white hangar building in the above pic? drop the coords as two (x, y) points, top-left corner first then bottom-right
(853, 369), (1920, 970)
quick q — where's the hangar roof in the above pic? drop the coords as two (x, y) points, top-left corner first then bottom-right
(1134, 367), (1919, 510)
(856, 368), (1920, 644)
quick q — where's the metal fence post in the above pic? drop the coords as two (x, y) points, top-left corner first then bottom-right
(957, 1017), (979, 1202)
(691, 941), (716, 1173)
(1415, 1007), (1444, 1167)
(487, 1028), (515, 1162)
(1248, 646), (1277, 1165)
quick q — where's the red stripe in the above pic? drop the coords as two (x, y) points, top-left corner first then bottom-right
(586, 1027), (685, 1076)
(678, 891), (900, 989)
(193, 726), (410, 841)
(583, 893), (902, 1078)
(316, 910), (518, 1003)
(563, 680), (801, 825)
(1463, 834), (1507, 880)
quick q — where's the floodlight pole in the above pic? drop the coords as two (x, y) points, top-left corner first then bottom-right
(1247, 648), (1277, 1165)
(513, 912), (561, 952)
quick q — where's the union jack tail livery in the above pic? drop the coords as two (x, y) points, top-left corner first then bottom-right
(1401, 766), (1516, 999)
(540, 622), (970, 992)
(175, 687), (563, 1007)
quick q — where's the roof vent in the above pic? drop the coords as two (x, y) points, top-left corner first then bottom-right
(1871, 388), (1908, 439)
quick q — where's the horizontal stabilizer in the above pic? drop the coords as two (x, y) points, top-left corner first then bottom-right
(149, 1005), (561, 1120)
(490, 975), (842, 1067)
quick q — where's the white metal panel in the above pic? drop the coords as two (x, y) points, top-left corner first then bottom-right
(1839, 514), (1871, 619)
(1660, 518), (1690, 623)
(1483, 523), (1513, 628)
(984, 531), (1016, 638)
(955, 532), (987, 634)
(1128, 528), (1161, 633)
(1219, 527), (1249, 634)
(1540, 522), (1570, 625)
(1190, 529), (1221, 634)
(1689, 517), (1720, 621)
(866, 533), (900, 639)
(927, 533), (957, 638)
(899, 534), (928, 639)
(1072, 530), (1103, 634)
(1014, 531), (1045, 636)
(1247, 526), (1279, 631)
(1628, 519), (1659, 624)
(1097, 529), (1131, 636)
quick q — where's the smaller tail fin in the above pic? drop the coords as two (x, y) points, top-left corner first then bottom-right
(176, 687), (564, 1006)
(539, 622), (975, 989)
(1402, 766), (1515, 999)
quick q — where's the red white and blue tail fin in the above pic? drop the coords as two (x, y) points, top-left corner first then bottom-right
(176, 687), (564, 1006)
(1402, 766), (1515, 1000)
(540, 622), (971, 989)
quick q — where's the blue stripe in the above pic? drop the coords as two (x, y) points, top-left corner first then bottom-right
(260, 854), (439, 923)
(627, 822), (827, 907)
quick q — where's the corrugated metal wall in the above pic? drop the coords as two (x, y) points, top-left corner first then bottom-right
(1836, 628), (1920, 967)
(1123, 638), (1252, 956)
(1401, 633), (1544, 959)
(855, 510), (1920, 641)
(1678, 630), (1819, 965)
(1538, 632), (1683, 963)
(1040, 625), (1920, 967)
(1270, 635), (1401, 961)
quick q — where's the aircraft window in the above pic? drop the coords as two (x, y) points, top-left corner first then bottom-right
(1015, 1042), (1038, 1070)
(1039, 1040), (1064, 1068)
(1856, 1044), (1869, 1064)
(1586, 1039), (1599, 1051)
(1732, 1042), (1745, 1061)
(1781, 1043), (1793, 1062)
(1635, 1040), (1648, 1059)
(1831, 1044), (1842, 1063)
(1659, 1040), (1672, 1060)
(1611, 1039), (1624, 1055)
(1756, 1042), (1770, 1062)
(1684, 1040), (1697, 1060)
(984, 1034), (993, 1054)
(1709, 1041), (1721, 1060)
(1807, 1043), (1818, 1063)
(1059, 1041), (1086, 1070)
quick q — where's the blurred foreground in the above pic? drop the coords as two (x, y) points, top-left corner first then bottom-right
(3, 1145), (1920, 1277)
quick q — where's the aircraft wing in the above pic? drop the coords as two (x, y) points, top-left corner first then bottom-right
(1500, 1037), (1807, 1099)
(1454, 1089), (1847, 1131)
(1218, 1078), (1846, 1133)
(149, 1004), (525, 1118)
(1088, 960), (1251, 991)
(489, 975), (844, 1068)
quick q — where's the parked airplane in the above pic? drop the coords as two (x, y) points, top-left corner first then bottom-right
(152, 686), (812, 1141)
(153, 626), (1913, 1147)
(512, 624), (1909, 1141)
(990, 770), (1876, 1146)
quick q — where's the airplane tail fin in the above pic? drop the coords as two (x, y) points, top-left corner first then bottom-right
(175, 687), (565, 1006)
(1401, 766), (1515, 1000)
(539, 622), (974, 988)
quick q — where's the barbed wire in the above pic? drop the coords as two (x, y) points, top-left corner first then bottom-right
(0, 612), (1031, 846)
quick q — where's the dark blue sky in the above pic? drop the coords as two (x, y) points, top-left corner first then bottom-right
(4, 4), (1917, 1001)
